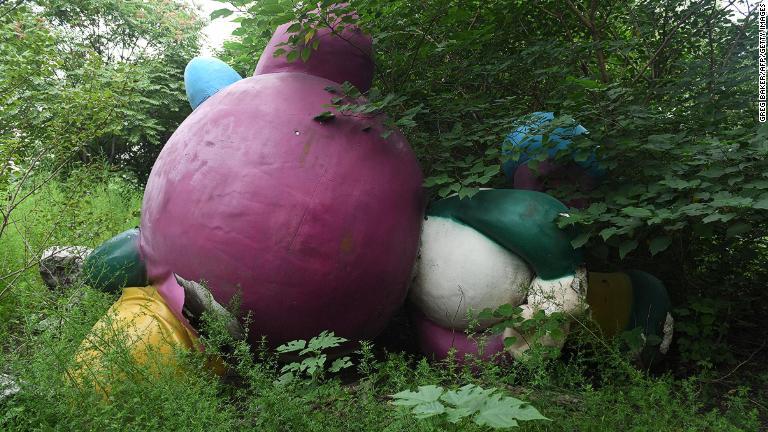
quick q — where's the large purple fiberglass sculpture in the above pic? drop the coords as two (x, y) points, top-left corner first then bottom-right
(139, 12), (424, 347)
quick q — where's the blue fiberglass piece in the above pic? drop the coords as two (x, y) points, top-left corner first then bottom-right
(501, 112), (600, 179)
(184, 57), (243, 110)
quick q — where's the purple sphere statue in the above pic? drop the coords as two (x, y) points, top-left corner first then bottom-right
(139, 18), (423, 347)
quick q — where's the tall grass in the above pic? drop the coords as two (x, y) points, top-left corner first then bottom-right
(0, 170), (141, 341)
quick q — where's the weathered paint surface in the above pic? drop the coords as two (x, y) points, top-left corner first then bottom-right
(71, 286), (202, 394)
(82, 229), (147, 293)
(526, 271), (587, 316)
(427, 189), (581, 280)
(411, 215), (532, 330)
(254, 22), (374, 93)
(501, 112), (594, 178)
(502, 112), (600, 208)
(184, 57), (242, 110)
(626, 270), (673, 360)
(412, 189), (586, 360)
(586, 270), (674, 361)
(587, 272), (633, 337)
(140, 72), (423, 346)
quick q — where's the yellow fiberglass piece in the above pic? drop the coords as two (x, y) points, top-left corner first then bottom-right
(586, 272), (633, 338)
(71, 286), (200, 393)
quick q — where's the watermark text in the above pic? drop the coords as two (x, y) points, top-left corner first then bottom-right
(759, 2), (766, 122)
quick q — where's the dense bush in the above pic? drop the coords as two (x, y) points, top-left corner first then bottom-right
(0, 0), (202, 187)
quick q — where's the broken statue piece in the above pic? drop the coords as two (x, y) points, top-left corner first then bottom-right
(39, 246), (92, 289)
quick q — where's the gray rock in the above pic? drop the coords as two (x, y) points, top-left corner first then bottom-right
(39, 246), (92, 289)
(0, 373), (20, 402)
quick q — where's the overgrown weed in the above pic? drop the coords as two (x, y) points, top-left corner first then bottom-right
(0, 177), (761, 431)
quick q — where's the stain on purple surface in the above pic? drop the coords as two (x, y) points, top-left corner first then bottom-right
(254, 22), (374, 93)
(140, 72), (423, 346)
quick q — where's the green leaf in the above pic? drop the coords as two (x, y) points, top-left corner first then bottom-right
(300, 46), (311, 62)
(645, 334), (662, 346)
(619, 239), (638, 259)
(329, 356), (353, 373)
(660, 178), (699, 189)
(304, 28), (316, 44)
(491, 322), (511, 334)
(272, 12), (295, 25)
(389, 383), (550, 428)
(441, 384), (493, 413)
(699, 167), (725, 178)
(508, 402), (550, 421)
(313, 111), (335, 123)
(621, 327), (645, 351)
(753, 195), (768, 209)
(477, 308), (494, 321)
(474, 410), (519, 428)
(286, 50), (299, 62)
(503, 336), (518, 348)
(570, 232), (591, 248)
(493, 303), (519, 318)
(458, 186), (479, 199)
(274, 372), (295, 386)
(474, 395), (524, 428)
(622, 207), (652, 218)
(702, 212), (736, 223)
(649, 236), (672, 256)
(412, 401), (446, 419)
(445, 407), (474, 423)
(586, 202), (607, 215)
(600, 227), (619, 241)
(276, 339), (306, 353)
(280, 362), (301, 374)
(302, 354), (326, 376)
(566, 76), (604, 89)
(423, 175), (451, 187)
(210, 8), (233, 19)
(743, 179), (768, 189)
(303, 330), (347, 354)
(391, 385), (445, 406)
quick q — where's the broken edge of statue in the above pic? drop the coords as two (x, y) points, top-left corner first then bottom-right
(39, 246), (92, 289)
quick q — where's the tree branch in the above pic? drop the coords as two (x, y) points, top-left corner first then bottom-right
(631, 0), (710, 83)
(564, 0), (610, 83)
